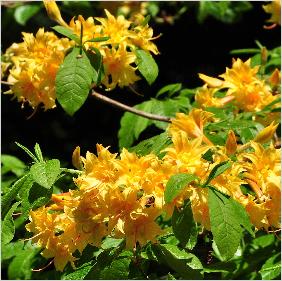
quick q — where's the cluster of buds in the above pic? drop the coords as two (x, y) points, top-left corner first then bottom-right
(2, 0), (159, 109)
(26, 108), (280, 271)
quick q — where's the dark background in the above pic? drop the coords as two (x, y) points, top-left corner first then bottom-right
(1, 1), (280, 165)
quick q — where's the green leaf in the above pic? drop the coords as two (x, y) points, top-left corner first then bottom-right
(259, 253), (281, 280)
(101, 237), (125, 250)
(1, 240), (24, 261)
(100, 257), (131, 279)
(208, 188), (244, 260)
(88, 47), (104, 84)
(165, 173), (198, 203)
(1, 201), (21, 245)
(136, 49), (158, 85)
(156, 83), (182, 98)
(204, 161), (231, 186)
(129, 132), (172, 159)
(56, 47), (96, 116)
(52, 26), (80, 44)
(2, 173), (33, 217)
(7, 242), (40, 280)
(252, 234), (275, 248)
(64, 261), (94, 280)
(201, 149), (214, 163)
(152, 244), (203, 279)
(34, 143), (44, 162)
(172, 201), (198, 249)
(15, 142), (38, 163)
(30, 159), (60, 189)
(204, 261), (237, 273)
(1, 154), (26, 177)
(118, 100), (154, 149)
(84, 36), (110, 43)
(14, 4), (41, 26)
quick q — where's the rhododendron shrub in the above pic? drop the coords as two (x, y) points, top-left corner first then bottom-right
(1, 1), (281, 280)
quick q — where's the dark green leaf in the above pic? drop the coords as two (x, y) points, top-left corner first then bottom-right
(14, 4), (41, 26)
(7, 242), (40, 280)
(201, 149), (214, 163)
(136, 49), (158, 85)
(156, 83), (182, 98)
(56, 47), (96, 115)
(2, 173), (33, 217)
(64, 261), (94, 280)
(52, 26), (80, 44)
(165, 173), (198, 203)
(208, 188), (243, 260)
(129, 132), (172, 159)
(15, 142), (38, 163)
(152, 244), (203, 279)
(34, 143), (44, 162)
(1, 154), (26, 177)
(252, 234), (275, 248)
(1, 201), (21, 245)
(204, 161), (231, 186)
(100, 257), (131, 279)
(259, 253), (281, 280)
(172, 201), (198, 249)
(204, 261), (237, 273)
(30, 159), (60, 189)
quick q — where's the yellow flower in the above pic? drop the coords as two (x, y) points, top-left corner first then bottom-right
(168, 109), (214, 144)
(102, 43), (140, 90)
(4, 28), (72, 110)
(253, 122), (279, 144)
(263, 0), (281, 27)
(43, 0), (68, 27)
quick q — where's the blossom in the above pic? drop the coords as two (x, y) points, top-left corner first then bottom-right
(263, 0), (281, 27)
(3, 28), (72, 110)
(43, 0), (68, 27)
(102, 43), (140, 90)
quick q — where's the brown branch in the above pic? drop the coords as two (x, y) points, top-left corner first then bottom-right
(92, 90), (171, 123)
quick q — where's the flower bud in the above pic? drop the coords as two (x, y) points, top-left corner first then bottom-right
(43, 0), (68, 27)
(198, 73), (224, 88)
(253, 122), (279, 144)
(72, 146), (83, 170)
(269, 68), (281, 86)
(225, 130), (237, 155)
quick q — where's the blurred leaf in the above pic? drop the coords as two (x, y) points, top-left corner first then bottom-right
(56, 47), (96, 116)
(204, 261), (237, 273)
(252, 234), (275, 248)
(2, 173), (33, 217)
(14, 4), (41, 26)
(259, 253), (281, 280)
(1, 240), (25, 261)
(129, 132), (172, 158)
(7, 242), (41, 280)
(1, 201), (20, 245)
(30, 159), (60, 189)
(165, 173), (198, 203)
(136, 49), (158, 85)
(1, 154), (26, 177)
(152, 244), (203, 279)
(172, 201), (198, 249)
(52, 26), (80, 44)
(156, 83), (182, 98)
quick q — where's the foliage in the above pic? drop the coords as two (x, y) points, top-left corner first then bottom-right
(1, 1), (281, 280)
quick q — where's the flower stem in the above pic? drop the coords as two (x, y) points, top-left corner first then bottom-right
(92, 90), (171, 123)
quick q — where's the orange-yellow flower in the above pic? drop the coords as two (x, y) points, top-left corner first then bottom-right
(263, 0), (281, 27)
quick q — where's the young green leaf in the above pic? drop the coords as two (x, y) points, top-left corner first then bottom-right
(2, 201), (21, 245)
(208, 188), (245, 260)
(30, 159), (60, 189)
(165, 173), (198, 203)
(52, 26), (80, 44)
(171, 201), (198, 249)
(259, 253), (281, 280)
(2, 173), (33, 217)
(204, 161), (231, 186)
(152, 244), (203, 279)
(1, 154), (26, 177)
(136, 49), (158, 85)
(15, 142), (38, 163)
(156, 83), (182, 98)
(34, 143), (44, 162)
(56, 47), (97, 116)
(14, 4), (41, 26)
(129, 132), (172, 158)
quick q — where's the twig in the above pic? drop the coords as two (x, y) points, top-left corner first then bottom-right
(1, 80), (13, 86)
(92, 90), (171, 123)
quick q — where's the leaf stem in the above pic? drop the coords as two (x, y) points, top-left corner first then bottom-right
(92, 90), (171, 123)
(60, 168), (83, 175)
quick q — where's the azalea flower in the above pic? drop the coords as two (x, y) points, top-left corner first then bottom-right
(263, 0), (281, 28)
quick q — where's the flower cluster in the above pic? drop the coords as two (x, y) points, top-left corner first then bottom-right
(196, 58), (280, 122)
(2, 28), (72, 110)
(2, 0), (159, 110)
(26, 108), (280, 271)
